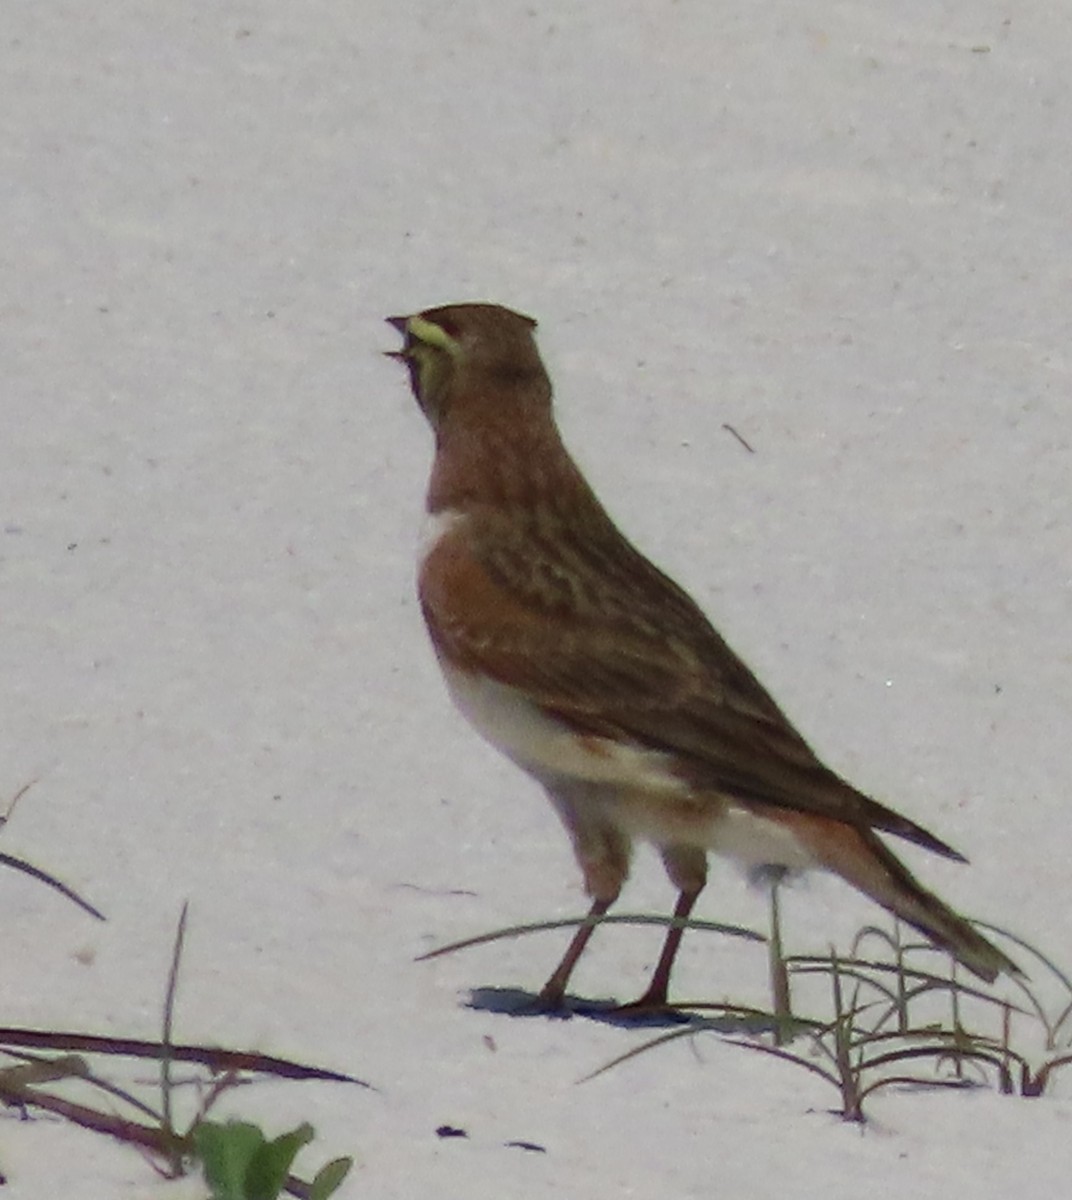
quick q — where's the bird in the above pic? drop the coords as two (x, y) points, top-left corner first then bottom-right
(387, 301), (1019, 1011)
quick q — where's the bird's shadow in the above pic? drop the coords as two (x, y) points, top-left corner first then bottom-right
(466, 986), (778, 1032)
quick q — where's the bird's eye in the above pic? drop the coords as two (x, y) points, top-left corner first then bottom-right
(431, 315), (460, 339)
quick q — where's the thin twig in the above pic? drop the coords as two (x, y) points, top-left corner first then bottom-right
(160, 902), (188, 1147)
(721, 423), (756, 453)
(1, 779), (37, 826)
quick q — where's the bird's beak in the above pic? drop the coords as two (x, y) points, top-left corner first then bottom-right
(384, 314), (412, 360)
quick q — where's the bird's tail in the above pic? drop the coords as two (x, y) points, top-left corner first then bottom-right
(789, 814), (1021, 983)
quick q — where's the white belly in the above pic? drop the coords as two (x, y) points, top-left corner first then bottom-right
(439, 661), (688, 795)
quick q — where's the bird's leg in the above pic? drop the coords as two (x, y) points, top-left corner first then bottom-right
(535, 896), (613, 1010)
(613, 885), (702, 1013)
(536, 787), (629, 1010)
(613, 844), (707, 1013)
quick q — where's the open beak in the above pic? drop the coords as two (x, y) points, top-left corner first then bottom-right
(384, 314), (412, 360)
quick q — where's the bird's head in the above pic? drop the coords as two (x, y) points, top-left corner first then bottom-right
(386, 303), (548, 429)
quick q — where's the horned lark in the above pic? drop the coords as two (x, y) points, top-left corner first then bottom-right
(388, 302), (1018, 1010)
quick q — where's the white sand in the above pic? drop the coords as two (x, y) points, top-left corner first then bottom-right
(2, 3), (1069, 1196)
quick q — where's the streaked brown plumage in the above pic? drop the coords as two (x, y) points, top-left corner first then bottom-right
(389, 302), (1019, 1008)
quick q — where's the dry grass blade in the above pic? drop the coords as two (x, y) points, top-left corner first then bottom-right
(972, 919), (1068, 991)
(0, 780), (105, 919)
(1, 1049), (163, 1122)
(0, 1081), (182, 1155)
(858, 1040), (1006, 1075)
(789, 955), (1027, 1014)
(0, 851), (105, 920)
(970, 919), (1072, 1047)
(577, 1004), (822, 1084)
(718, 1036), (846, 1092)
(0, 1028), (367, 1086)
(160, 901), (188, 1153)
(576, 1014), (747, 1084)
(417, 912), (763, 962)
(0, 1054), (89, 1090)
(855, 1074), (979, 1104)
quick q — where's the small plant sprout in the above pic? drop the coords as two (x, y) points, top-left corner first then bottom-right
(194, 1120), (352, 1200)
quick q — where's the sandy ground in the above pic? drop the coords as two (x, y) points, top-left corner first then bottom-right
(2, 2), (1070, 1196)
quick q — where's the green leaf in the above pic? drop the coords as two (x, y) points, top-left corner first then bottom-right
(194, 1121), (266, 1200)
(309, 1157), (354, 1200)
(245, 1123), (315, 1200)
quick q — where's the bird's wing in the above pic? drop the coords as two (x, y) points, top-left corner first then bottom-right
(419, 510), (963, 861)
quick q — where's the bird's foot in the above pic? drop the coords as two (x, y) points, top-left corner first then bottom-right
(605, 999), (696, 1026)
